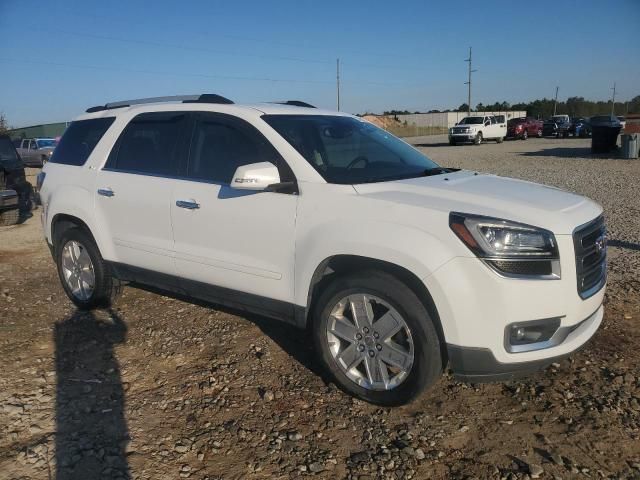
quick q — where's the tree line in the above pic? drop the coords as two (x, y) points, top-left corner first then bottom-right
(382, 95), (640, 118)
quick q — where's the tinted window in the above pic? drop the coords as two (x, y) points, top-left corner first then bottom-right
(50, 118), (115, 166)
(187, 114), (280, 184)
(107, 112), (186, 176)
(460, 117), (484, 125)
(264, 115), (439, 185)
(0, 137), (21, 166)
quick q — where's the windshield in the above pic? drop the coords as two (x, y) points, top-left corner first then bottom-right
(263, 115), (440, 184)
(508, 118), (525, 125)
(459, 117), (483, 125)
(552, 116), (567, 122)
(36, 139), (56, 148)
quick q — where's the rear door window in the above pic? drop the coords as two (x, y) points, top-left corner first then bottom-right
(105, 112), (187, 176)
(50, 118), (115, 166)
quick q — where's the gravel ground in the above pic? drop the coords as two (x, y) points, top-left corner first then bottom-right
(0, 137), (639, 480)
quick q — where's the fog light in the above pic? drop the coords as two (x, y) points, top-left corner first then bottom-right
(506, 318), (561, 352)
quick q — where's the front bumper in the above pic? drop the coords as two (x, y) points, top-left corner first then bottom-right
(423, 232), (605, 372)
(449, 133), (476, 142)
(0, 189), (18, 210)
(447, 305), (602, 382)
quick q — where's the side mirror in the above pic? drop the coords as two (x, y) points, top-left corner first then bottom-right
(231, 162), (280, 191)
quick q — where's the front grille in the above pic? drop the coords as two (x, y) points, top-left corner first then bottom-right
(452, 127), (468, 134)
(573, 216), (606, 299)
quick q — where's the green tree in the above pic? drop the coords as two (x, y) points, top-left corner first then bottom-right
(457, 103), (469, 112)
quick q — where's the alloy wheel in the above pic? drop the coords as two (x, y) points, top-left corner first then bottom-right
(61, 240), (95, 301)
(326, 294), (414, 391)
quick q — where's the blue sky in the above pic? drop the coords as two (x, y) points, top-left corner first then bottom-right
(1, 0), (639, 127)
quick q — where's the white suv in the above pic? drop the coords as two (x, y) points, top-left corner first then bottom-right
(449, 115), (507, 145)
(38, 94), (606, 405)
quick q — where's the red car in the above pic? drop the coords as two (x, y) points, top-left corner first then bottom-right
(506, 117), (543, 140)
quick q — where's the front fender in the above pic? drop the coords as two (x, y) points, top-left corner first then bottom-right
(294, 219), (457, 307)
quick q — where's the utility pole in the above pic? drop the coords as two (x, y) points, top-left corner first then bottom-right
(610, 82), (616, 115)
(336, 58), (340, 111)
(464, 47), (476, 115)
(553, 86), (559, 116)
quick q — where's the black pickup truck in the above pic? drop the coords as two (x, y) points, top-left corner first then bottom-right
(0, 135), (33, 225)
(542, 116), (572, 138)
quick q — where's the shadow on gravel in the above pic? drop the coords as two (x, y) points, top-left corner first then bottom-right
(131, 284), (330, 383)
(55, 309), (130, 480)
(244, 313), (329, 381)
(608, 239), (640, 251)
(519, 146), (622, 159)
(411, 142), (454, 148)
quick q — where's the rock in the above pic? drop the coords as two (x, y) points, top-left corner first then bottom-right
(3, 404), (24, 416)
(174, 444), (189, 453)
(308, 462), (324, 473)
(415, 449), (425, 460)
(262, 390), (275, 402)
(528, 463), (543, 478)
(459, 425), (469, 433)
(350, 451), (369, 464)
(288, 431), (303, 441)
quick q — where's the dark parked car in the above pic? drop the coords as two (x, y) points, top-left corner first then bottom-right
(506, 117), (543, 139)
(542, 115), (571, 138)
(568, 118), (592, 137)
(0, 135), (34, 225)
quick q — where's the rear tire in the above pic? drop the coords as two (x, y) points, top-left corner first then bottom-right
(0, 171), (19, 226)
(55, 227), (120, 310)
(0, 208), (19, 226)
(312, 271), (443, 406)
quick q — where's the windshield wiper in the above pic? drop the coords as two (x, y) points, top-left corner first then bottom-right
(422, 167), (460, 176)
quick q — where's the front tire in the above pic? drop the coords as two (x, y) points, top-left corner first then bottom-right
(55, 228), (119, 309)
(312, 271), (442, 406)
(474, 132), (483, 145)
(521, 130), (528, 140)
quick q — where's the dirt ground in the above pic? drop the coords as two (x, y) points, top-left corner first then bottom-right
(0, 136), (639, 480)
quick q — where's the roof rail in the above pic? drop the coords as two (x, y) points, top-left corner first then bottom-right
(85, 94), (234, 113)
(273, 100), (316, 108)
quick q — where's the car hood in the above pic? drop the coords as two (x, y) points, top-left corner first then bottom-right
(353, 170), (602, 234)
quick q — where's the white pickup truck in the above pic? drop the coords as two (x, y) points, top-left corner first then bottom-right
(449, 115), (507, 145)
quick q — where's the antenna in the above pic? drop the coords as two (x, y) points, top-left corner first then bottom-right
(464, 47), (477, 115)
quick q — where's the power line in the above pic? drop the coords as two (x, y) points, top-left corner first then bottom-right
(34, 27), (424, 73)
(0, 57), (416, 88)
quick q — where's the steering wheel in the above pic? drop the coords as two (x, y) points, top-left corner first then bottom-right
(346, 156), (369, 169)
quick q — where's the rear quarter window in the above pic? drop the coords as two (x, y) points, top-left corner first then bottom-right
(49, 117), (115, 166)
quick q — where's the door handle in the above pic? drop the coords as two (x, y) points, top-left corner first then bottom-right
(98, 188), (115, 197)
(176, 200), (200, 210)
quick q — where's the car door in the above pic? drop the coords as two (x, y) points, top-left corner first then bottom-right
(19, 140), (32, 165)
(483, 116), (494, 138)
(170, 112), (298, 307)
(94, 111), (189, 279)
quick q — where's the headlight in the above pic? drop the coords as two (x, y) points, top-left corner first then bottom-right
(449, 212), (560, 278)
